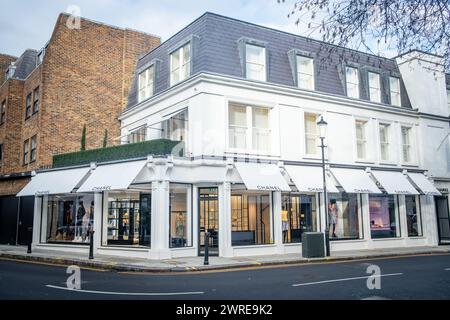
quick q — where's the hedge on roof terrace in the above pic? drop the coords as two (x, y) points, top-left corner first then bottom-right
(52, 139), (182, 168)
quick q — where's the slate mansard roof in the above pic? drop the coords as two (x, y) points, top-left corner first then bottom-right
(9, 49), (38, 80)
(126, 12), (412, 111)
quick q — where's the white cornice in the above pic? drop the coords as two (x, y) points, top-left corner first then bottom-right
(120, 72), (449, 122)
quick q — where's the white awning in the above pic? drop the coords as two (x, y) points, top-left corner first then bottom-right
(77, 160), (147, 193)
(284, 165), (339, 193)
(330, 168), (382, 194)
(235, 162), (291, 192)
(407, 173), (441, 195)
(371, 171), (419, 195)
(16, 167), (91, 197)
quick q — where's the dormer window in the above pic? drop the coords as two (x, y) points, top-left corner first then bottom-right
(296, 56), (314, 90)
(170, 42), (191, 86)
(245, 44), (266, 81)
(138, 66), (154, 102)
(346, 66), (359, 99)
(368, 72), (381, 103)
(389, 76), (401, 106)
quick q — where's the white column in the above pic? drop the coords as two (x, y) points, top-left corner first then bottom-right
(39, 195), (48, 243)
(361, 194), (372, 247)
(398, 195), (408, 239)
(422, 195), (439, 246)
(93, 192), (103, 253)
(272, 191), (283, 253)
(191, 186), (198, 251)
(149, 180), (171, 259)
(219, 182), (233, 257)
(32, 196), (42, 247)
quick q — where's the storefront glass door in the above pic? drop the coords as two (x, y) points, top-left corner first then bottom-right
(199, 188), (219, 256)
(436, 196), (450, 245)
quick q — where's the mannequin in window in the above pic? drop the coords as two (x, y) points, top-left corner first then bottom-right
(281, 210), (289, 242)
(75, 201), (86, 242)
(175, 213), (186, 245)
(81, 209), (90, 243)
(328, 199), (338, 238)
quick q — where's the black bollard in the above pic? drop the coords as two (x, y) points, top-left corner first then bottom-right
(89, 230), (95, 260)
(204, 232), (210, 266)
(27, 227), (32, 254)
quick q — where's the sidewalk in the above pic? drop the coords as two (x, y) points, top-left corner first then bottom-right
(0, 245), (449, 273)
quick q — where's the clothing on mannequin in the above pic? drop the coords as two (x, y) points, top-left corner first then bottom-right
(75, 201), (86, 241)
(328, 199), (338, 238)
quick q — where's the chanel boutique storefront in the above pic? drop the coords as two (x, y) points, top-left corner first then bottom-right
(18, 156), (442, 259)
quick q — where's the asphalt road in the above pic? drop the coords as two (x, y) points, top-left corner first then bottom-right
(0, 254), (450, 300)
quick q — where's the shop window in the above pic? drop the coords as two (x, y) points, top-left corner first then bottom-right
(281, 193), (317, 243)
(297, 55), (314, 90)
(138, 66), (154, 102)
(170, 42), (191, 86)
(304, 113), (319, 155)
(107, 192), (151, 246)
(33, 86), (39, 113)
(169, 184), (192, 248)
(0, 100), (5, 124)
(245, 44), (266, 81)
(231, 190), (273, 246)
(379, 123), (390, 161)
(328, 193), (361, 240)
(406, 195), (422, 237)
(368, 72), (381, 103)
(346, 66), (359, 99)
(389, 77), (401, 106)
(46, 195), (94, 244)
(228, 103), (270, 153)
(25, 93), (32, 119)
(369, 195), (399, 239)
(127, 126), (147, 144)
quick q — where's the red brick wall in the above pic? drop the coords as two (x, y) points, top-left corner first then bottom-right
(0, 54), (17, 84)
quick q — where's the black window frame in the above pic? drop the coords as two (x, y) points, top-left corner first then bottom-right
(32, 86), (39, 114)
(23, 139), (29, 165)
(25, 93), (32, 119)
(0, 100), (6, 125)
(0, 143), (3, 162)
(30, 135), (37, 163)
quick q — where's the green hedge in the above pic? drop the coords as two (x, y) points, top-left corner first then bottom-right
(53, 139), (182, 168)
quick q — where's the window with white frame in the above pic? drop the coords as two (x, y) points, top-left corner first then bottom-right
(355, 120), (368, 159)
(297, 56), (314, 90)
(127, 126), (147, 144)
(228, 103), (270, 153)
(346, 66), (359, 99)
(368, 72), (381, 103)
(162, 109), (189, 143)
(245, 44), (266, 81)
(401, 126), (413, 163)
(390, 77), (401, 106)
(30, 135), (37, 162)
(379, 123), (390, 161)
(138, 66), (154, 102)
(170, 43), (191, 86)
(304, 113), (319, 155)
(447, 90), (450, 116)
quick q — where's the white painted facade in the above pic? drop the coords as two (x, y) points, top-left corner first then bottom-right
(27, 50), (449, 260)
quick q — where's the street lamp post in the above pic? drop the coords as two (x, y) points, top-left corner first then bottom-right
(317, 116), (330, 257)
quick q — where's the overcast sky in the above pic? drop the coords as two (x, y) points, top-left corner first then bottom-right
(0, 0), (306, 57)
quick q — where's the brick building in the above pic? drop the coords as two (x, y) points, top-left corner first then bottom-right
(0, 13), (160, 245)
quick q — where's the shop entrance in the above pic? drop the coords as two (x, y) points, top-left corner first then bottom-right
(436, 195), (450, 245)
(199, 187), (219, 256)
